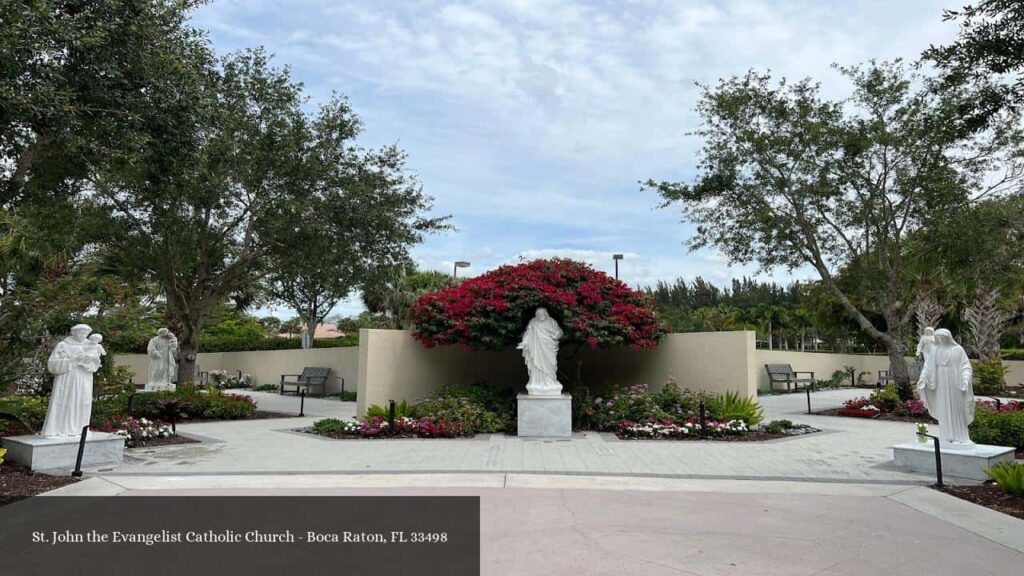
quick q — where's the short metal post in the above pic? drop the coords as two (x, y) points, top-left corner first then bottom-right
(127, 392), (135, 417)
(299, 389), (306, 417)
(698, 400), (707, 440)
(71, 425), (89, 478)
(918, 432), (943, 487)
(849, 369), (855, 388)
(806, 388), (812, 414)
(995, 398), (1002, 410)
(388, 400), (396, 435)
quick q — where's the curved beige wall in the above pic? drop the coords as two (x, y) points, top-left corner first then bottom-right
(356, 329), (759, 417)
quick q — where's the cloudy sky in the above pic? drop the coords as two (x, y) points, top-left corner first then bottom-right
(190, 0), (959, 317)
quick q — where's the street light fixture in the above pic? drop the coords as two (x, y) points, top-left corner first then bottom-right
(612, 254), (624, 280)
(453, 261), (471, 278)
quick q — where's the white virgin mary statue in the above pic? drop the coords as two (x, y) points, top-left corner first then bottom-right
(41, 324), (102, 437)
(917, 328), (975, 447)
(517, 308), (563, 396)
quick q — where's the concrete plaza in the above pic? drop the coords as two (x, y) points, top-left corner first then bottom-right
(82, 389), (939, 483)
(43, 388), (1023, 575)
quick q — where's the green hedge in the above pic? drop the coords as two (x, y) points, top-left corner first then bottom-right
(970, 406), (1024, 450)
(1002, 349), (1024, 361)
(197, 334), (358, 352)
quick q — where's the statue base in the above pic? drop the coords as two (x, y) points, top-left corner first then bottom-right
(892, 442), (1015, 481)
(1, 432), (125, 472)
(517, 393), (572, 439)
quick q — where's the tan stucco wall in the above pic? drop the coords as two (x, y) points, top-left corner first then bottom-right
(114, 346), (360, 395)
(755, 349), (1024, 392)
(754, 350), (893, 390)
(356, 329), (758, 417)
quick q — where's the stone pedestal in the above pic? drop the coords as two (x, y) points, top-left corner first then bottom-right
(1, 432), (124, 472)
(517, 393), (571, 439)
(892, 442), (1015, 481)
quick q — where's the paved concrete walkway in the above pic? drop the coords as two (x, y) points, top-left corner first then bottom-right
(47, 475), (1024, 575)
(79, 389), (943, 484)
(47, 389), (1024, 574)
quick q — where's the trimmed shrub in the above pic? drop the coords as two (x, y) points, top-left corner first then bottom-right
(973, 359), (1007, 394)
(970, 402), (1024, 450)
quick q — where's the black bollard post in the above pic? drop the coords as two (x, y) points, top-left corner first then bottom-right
(806, 387), (812, 414)
(71, 425), (89, 478)
(388, 400), (396, 436)
(995, 398), (1002, 410)
(932, 436), (943, 487)
(698, 399), (707, 440)
(299, 389), (306, 417)
(849, 369), (855, 388)
(127, 392), (135, 417)
(918, 432), (943, 487)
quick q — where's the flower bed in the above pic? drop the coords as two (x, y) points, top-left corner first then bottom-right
(207, 370), (254, 389)
(310, 416), (466, 439)
(617, 417), (818, 441)
(822, 385), (934, 422)
(836, 397), (882, 419)
(619, 418), (748, 439)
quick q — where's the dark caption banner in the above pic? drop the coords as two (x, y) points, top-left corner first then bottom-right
(0, 496), (480, 576)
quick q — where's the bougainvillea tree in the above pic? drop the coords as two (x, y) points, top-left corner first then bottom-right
(409, 259), (667, 351)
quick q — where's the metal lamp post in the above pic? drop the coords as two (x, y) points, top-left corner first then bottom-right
(612, 254), (623, 280)
(453, 261), (471, 278)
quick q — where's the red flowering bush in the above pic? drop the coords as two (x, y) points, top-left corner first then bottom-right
(837, 397), (881, 418)
(410, 259), (667, 351)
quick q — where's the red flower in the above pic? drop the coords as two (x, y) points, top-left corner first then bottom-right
(409, 258), (668, 351)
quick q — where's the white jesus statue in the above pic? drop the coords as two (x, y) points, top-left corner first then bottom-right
(517, 307), (563, 396)
(917, 328), (975, 448)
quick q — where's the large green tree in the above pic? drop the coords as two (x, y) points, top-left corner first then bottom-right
(0, 1), (209, 388)
(924, 0), (1024, 124)
(96, 48), (310, 381)
(648, 61), (1017, 398)
(1, 0), (208, 206)
(266, 98), (447, 348)
(361, 267), (459, 330)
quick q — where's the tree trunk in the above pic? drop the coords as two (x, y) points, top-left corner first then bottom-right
(177, 324), (199, 384)
(301, 317), (315, 350)
(768, 321), (773, 350)
(886, 336), (912, 401)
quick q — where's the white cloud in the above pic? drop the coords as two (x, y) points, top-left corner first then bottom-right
(193, 0), (958, 317)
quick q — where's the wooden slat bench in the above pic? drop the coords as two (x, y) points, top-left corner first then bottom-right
(279, 367), (331, 397)
(877, 362), (922, 387)
(765, 364), (816, 393)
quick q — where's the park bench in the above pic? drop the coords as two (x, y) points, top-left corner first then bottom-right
(764, 363), (816, 393)
(876, 362), (921, 387)
(279, 367), (331, 397)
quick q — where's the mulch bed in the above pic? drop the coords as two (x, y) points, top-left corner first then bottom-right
(813, 408), (936, 423)
(0, 464), (78, 507)
(615, 428), (820, 442)
(127, 435), (200, 449)
(936, 482), (1024, 520)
